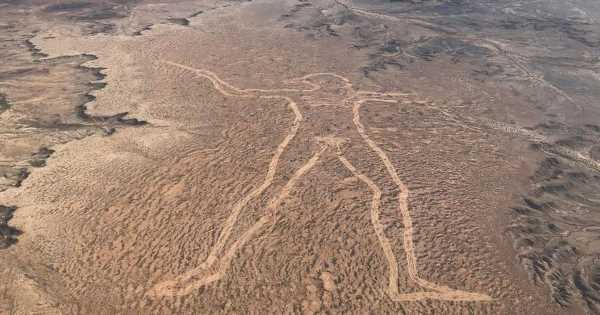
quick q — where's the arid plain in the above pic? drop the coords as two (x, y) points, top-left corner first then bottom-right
(1, 0), (600, 314)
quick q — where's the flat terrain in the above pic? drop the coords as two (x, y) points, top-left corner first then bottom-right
(1, 0), (599, 314)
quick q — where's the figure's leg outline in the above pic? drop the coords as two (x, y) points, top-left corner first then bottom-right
(336, 153), (400, 297)
(191, 97), (301, 271)
(147, 63), (306, 297)
(352, 99), (492, 302)
(148, 147), (325, 297)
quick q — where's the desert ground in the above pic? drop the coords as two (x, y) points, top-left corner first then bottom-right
(1, 0), (600, 314)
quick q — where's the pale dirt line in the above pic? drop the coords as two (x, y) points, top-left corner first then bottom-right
(356, 91), (413, 97)
(161, 60), (303, 270)
(391, 290), (494, 302)
(333, 0), (457, 33)
(154, 60), (492, 301)
(479, 39), (583, 112)
(296, 72), (351, 83)
(264, 147), (325, 212)
(337, 154), (398, 296)
(164, 61), (245, 96)
(165, 61), (327, 94)
(148, 149), (324, 297)
(482, 119), (600, 172)
(202, 96), (301, 268)
(147, 61), (305, 297)
(353, 99), (492, 302)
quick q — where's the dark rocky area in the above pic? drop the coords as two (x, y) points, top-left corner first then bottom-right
(0, 1), (146, 249)
(510, 122), (600, 313)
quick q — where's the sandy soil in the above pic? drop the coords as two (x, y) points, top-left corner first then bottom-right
(1, 0), (599, 314)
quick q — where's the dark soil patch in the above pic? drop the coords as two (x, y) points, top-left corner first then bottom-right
(29, 147), (55, 168)
(0, 167), (29, 190)
(167, 18), (190, 26)
(0, 93), (10, 112)
(412, 37), (491, 61)
(0, 205), (21, 249)
(132, 25), (153, 36)
(189, 11), (204, 18)
(44, 1), (94, 13)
